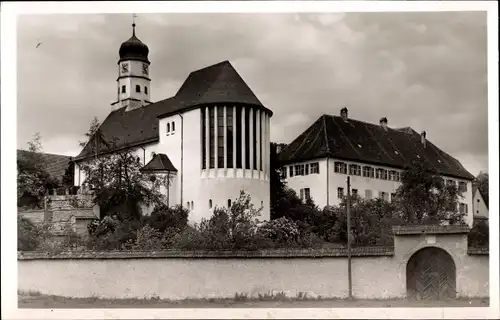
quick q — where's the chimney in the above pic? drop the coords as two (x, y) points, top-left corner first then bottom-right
(380, 117), (388, 130)
(340, 107), (348, 121)
(421, 130), (427, 148)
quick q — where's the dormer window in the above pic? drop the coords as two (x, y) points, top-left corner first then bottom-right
(135, 85), (141, 93)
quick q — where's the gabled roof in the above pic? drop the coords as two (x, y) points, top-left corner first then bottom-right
(75, 60), (270, 161)
(278, 114), (474, 180)
(140, 153), (177, 173)
(472, 185), (489, 209)
(17, 150), (71, 181)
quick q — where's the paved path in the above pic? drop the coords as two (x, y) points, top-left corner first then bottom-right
(18, 294), (489, 309)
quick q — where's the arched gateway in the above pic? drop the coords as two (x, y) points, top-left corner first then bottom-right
(406, 247), (457, 300)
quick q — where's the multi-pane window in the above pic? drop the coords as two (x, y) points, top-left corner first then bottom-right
(289, 166), (294, 178)
(209, 107), (215, 168)
(376, 169), (388, 180)
(349, 164), (361, 176)
(379, 191), (388, 201)
(310, 162), (319, 174)
(394, 171), (400, 182)
(458, 181), (467, 193)
(226, 108), (234, 168)
(363, 166), (374, 178)
(388, 170), (397, 181)
(281, 167), (287, 179)
(334, 162), (347, 174)
(217, 106), (224, 168)
(352, 189), (358, 197)
(305, 164), (310, 175)
(304, 188), (311, 200)
(365, 189), (372, 199)
(295, 164), (305, 176)
(201, 108), (207, 169)
(337, 187), (344, 199)
(447, 179), (456, 187)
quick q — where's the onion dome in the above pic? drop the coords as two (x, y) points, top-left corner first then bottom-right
(118, 23), (149, 63)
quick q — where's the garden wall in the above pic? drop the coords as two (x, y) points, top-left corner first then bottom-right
(18, 226), (489, 301)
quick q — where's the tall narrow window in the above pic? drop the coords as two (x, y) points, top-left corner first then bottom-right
(289, 166), (294, 177)
(244, 109), (250, 169)
(310, 162), (320, 174)
(226, 108), (234, 168)
(201, 108), (206, 169)
(227, 199), (232, 208)
(172, 122), (175, 132)
(167, 123), (170, 134)
(217, 106), (224, 168)
(365, 189), (372, 199)
(352, 189), (358, 197)
(236, 108), (242, 168)
(253, 110), (257, 170)
(337, 187), (344, 199)
(304, 188), (311, 200)
(300, 189), (304, 200)
(209, 107), (215, 168)
(135, 85), (141, 93)
(121, 85), (126, 93)
(209, 199), (213, 209)
(144, 86), (148, 94)
(191, 201), (194, 210)
(305, 164), (310, 175)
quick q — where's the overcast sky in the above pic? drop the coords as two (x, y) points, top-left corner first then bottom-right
(17, 12), (488, 176)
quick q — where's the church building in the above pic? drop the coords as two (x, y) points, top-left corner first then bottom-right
(72, 23), (273, 222)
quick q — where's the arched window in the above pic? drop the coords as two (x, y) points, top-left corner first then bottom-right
(209, 199), (213, 209)
(167, 123), (170, 134)
(121, 85), (126, 93)
(136, 85), (141, 93)
(172, 121), (175, 132)
(145, 86), (148, 94)
(227, 199), (232, 208)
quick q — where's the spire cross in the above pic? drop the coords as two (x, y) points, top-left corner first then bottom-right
(132, 13), (137, 35)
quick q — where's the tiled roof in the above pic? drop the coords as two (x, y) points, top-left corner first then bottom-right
(17, 150), (71, 182)
(278, 114), (474, 180)
(75, 61), (270, 160)
(392, 225), (470, 235)
(140, 153), (177, 173)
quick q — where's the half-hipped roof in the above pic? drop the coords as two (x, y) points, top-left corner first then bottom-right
(140, 153), (177, 173)
(278, 114), (474, 180)
(75, 60), (270, 161)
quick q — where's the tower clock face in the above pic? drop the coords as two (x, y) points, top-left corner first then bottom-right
(121, 63), (129, 74)
(142, 63), (149, 75)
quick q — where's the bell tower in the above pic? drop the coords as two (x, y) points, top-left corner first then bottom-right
(112, 17), (151, 111)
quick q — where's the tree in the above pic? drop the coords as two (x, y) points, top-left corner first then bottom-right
(17, 133), (58, 208)
(393, 161), (465, 225)
(78, 118), (169, 220)
(269, 142), (289, 219)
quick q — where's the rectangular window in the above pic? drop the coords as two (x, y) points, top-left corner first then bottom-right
(244, 109), (250, 169)
(334, 161), (347, 174)
(305, 163), (310, 175)
(289, 166), (294, 177)
(388, 170), (396, 181)
(310, 162), (319, 174)
(379, 191), (388, 201)
(376, 169), (388, 180)
(281, 167), (287, 179)
(391, 193), (397, 202)
(300, 189), (304, 200)
(349, 164), (361, 176)
(209, 107), (215, 168)
(235, 108), (242, 169)
(447, 179), (456, 186)
(201, 108), (206, 169)
(352, 189), (358, 197)
(304, 188), (311, 200)
(217, 106), (224, 168)
(337, 187), (344, 199)
(459, 203), (468, 214)
(458, 181), (467, 192)
(121, 85), (126, 93)
(363, 166), (374, 178)
(135, 85), (141, 93)
(394, 171), (401, 182)
(365, 189), (372, 199)
(295, 164), (305, 176)
(226, 108), (234, 168)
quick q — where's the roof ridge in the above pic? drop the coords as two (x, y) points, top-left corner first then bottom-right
(326, 114), (412, 134)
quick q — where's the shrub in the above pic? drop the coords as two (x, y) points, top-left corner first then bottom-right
(18, 216), (44, 251)
(468, 220), (489, 248)
(257, 217), (300, 244)
(146, 204), (188, 232)
(131, 225), (166, 251)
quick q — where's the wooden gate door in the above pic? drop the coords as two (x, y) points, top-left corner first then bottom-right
(406, 247), (457, 300)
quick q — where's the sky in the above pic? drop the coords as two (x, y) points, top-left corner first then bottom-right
(16, 11), (488, 176)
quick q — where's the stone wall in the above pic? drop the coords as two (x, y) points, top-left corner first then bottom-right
(18, 227), (489, 301)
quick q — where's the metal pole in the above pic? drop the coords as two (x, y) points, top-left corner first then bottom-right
(346, 176), (352, 299)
